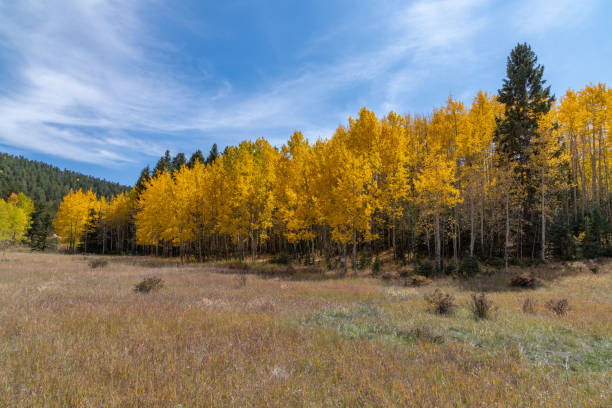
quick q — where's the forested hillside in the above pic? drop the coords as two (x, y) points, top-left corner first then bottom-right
(0, 153), (130, 207)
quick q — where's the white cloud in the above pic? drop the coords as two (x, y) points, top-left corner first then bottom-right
(0, 0), (561, 168)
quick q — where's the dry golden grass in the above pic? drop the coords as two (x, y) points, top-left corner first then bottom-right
(0, 251), (610, 407)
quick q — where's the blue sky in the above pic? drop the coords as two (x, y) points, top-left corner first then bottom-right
(0, 0), (610, 186)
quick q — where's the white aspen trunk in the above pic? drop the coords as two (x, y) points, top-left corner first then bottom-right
(352, 228), (358, 275)
(470, 193), (475, 257)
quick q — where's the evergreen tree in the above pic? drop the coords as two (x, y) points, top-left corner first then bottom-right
(133, 166), (151, 197)
(28, 202), (54, 251)
(154, 150), (173, 175)
(188, 150), (205, 167)
(205, 144), (219, 165)
(494, 43), (555, 260)
(78, 208), (102, 253)
(582, 206), (609, 258)
(495, 43), (555, 170)
(172, 153), (186, 170)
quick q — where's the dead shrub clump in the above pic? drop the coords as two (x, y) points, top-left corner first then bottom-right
(88, 258), (108, 269)
(405, 325), (445, 344)
(509, 272), (540, 288)
(424, 289), (455, 315)
(470, 292), (494, 319)
(522, 297), (537, 314)
(380, 272), (395, 281)
(133, 277), (164, 293)
(546, 298), (570, 316)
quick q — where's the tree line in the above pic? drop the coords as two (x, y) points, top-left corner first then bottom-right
(0, 192), (34, 250)
(53, 44), (612, 272)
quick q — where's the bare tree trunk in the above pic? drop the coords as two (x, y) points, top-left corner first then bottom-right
(470, 192), (475, 256)
(352, 228), (358, 275)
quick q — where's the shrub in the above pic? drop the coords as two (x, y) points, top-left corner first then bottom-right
(424, 289), (455, 314)
(226, 262), (250, 271)
(133, 277), (164, 293)
(444, 263), (456, 276)
(546, 298), (570, 316)
(371, 256), (381, 275)
(326, 256), (338, 271)
(358, 250), (372, 270)
(470, 292), (494, 319)
(509, 273), (540, 288)
(380, 272), (394, 281)
(406, 274), (431, 287)
(397, 247), (407, 266)
(88, 258), (108, 269)
(269, 253), (291, 265)
(417, 260), (435, 278)
(458, 255), (480, 278)
(522, 297), (537, 314)
(398, 268), (410, 278)
(405, 325), (444, 344)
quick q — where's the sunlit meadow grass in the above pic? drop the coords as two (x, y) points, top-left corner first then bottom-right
(0, 251), (610, 406)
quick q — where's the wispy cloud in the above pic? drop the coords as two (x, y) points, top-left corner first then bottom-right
(0, 0), (598, 169)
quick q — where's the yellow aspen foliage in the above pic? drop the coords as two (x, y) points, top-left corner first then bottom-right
(276, 131), (319, 244)
(53, 189), (100, 251)
(0, 193), (33, 245)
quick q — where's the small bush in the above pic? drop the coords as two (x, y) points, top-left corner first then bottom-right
(509, 273), (540, 288)
(380, 272), (394, 281)
(358, 250), (372, 270)
(405, 325), (444, 344)
(417, 260), (435, 278)
(269, 253), (291, 265)
(406, 274), (431, 287)
(371, 256), (381, 275)
(133, 277), (164, 293)
(398, 268), (411, 278)
(424, 289), (455, 314)
(257, 265), (296, 277)
(522, 297), (537, 314)
(470, 292), (494, 319)
(546, 298), (570, 316)
(397, 247), (407, 266)
(226, 262), (250, 271)
(444, 263), (456, 276)
(458, 255), (480, 278)
(88, 259), (108, 269)
(326, 256), (338, 271)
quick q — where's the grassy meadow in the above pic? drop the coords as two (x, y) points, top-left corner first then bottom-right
(0, 251), (610, 407)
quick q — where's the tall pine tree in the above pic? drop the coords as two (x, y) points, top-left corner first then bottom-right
(495, 43), (555, 170)
(494, 43), (555, 260)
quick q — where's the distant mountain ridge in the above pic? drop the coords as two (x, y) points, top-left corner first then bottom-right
(0, 152), (130, 207)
